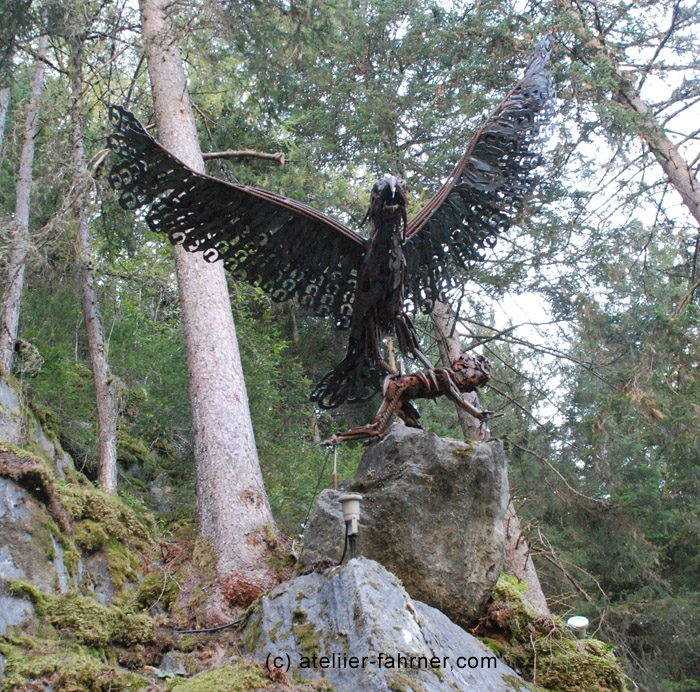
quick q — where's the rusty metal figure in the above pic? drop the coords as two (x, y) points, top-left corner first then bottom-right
(323, 354), (496, 445)
(107, 37), (554, 418)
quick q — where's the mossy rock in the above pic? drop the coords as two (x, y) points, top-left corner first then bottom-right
(48, 594), (156, 648)
(0, 442), (70, 531)
(0, 633), (149, 692)
(536, 639), (627, 692)
(135, 570), (180, 611)
(167, 663), (270, 692)
(105, 538), (142, 593)
(56, 481), (156, 549)
(7, 579), (53, 616)
(292, 608), (321, 659)
(74, 519), (109, 552)
(483, 575), (627, 692)
(11, 587), (157, 650)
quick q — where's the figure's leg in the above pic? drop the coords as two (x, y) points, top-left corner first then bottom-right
(395, 314), (434, 370)
(396, 400), (424, 429)
(322, 377), (409, 445)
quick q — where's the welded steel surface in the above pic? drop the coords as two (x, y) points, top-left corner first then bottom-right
(107, 36), (555, 411)
(324, 353), (494, 445)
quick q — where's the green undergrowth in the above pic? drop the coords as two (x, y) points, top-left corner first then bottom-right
(478, 575), (628, 692)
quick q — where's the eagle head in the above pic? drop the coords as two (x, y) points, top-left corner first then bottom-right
(363, 175), (408, 230)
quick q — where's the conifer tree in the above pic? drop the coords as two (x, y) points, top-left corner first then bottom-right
(139, 0), (281, 616)
(0, 31), (47, 374)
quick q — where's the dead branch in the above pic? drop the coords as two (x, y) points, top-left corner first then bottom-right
(203, 149), (284, 165)
(505, 437), (613, 509)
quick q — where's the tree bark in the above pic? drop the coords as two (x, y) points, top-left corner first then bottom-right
(70, 33), (119, 493)
(558, 0), (700, 228)
(431, 300), (550, 616)
(431, 300), (484, 441)
(0, 87), (10, 157)
(139, 0), (280, 612)
(0, 33), (47, 375)
(504, 497), (551, 616)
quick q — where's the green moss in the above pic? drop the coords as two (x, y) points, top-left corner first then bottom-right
(479, 636), (508, 656)
(0, 634), (149, 692)
(263, 522), (277, 545)
(117, 431), (154, 467)
(7, 580), (52, 616)
(176, 537), (219, 626)
(61, 541), (81, 576)
(135, 571), (179, 610)
(503, 673), (546, 691)
(536, 639), (627, 692)
(291, 608), (321, 659)
(47, 594), (111, 647)
(110, 610), (156, 647)
(262, 522), (295, 579)
(167, 663), (270, 692)
(268, 620), (284, 643)
(388, 672), (425, 692)
(105, 538), (140, 592)
(492, 575), (538, 642)
(56, 482), (155, 549)
(484, 575), (626, 692)
(0, 439), (42, 461)
(74, 519), (109, 552)
(175, 634), (197, 653)
(47, 594), (155, 648)
(28, 401), (63, 443)
(242, 611), (263, 652)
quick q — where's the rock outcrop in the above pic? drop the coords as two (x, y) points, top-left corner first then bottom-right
(243, 556), (529, 692)
(301, 426), (509, 623)
(0, 376), (73, 479)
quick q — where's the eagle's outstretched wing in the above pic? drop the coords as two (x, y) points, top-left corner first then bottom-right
(107, 106), (366, 329)
(404, 35), (556, 312)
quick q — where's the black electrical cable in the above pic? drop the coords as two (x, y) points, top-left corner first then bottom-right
(337, 521), (350, 565)
(299, 448), (332, 555)
(174, 617), (243, 634)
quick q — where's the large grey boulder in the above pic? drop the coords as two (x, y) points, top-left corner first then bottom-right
(301, 426), (509, 624)
(243, 557), (529, 692)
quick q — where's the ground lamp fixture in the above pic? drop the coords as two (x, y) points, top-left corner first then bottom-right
(566, 615), (589, 639)
(339, 493), (362, 562)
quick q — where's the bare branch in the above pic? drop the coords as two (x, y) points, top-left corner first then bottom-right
(202, 149), (285, 165)
(505, 437), (613, 509)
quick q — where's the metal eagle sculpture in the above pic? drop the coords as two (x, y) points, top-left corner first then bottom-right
(107, 36), (555, 418)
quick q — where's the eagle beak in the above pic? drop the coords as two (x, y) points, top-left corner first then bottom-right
(387, 175), (397, 199)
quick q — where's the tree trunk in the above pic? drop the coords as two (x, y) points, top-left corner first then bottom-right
(431, 300), (484, 441)
(0, 87), (10, 157)
(0, 34), (47, 375)
(504, 498), (551, 616)
(431, 300), (550, 616)
(70, 34), (119, 493)
(558, 0), (700, 228)
(139, 0), (280, 613)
